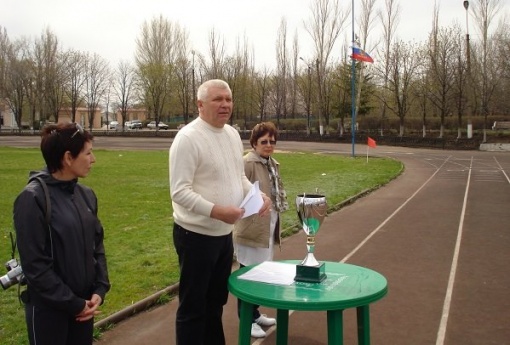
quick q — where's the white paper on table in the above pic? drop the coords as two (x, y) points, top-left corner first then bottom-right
(237, 261), (296, 285)
(239, 181), (263, 218)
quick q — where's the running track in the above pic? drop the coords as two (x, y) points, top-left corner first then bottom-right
(2, 136), (509, 344)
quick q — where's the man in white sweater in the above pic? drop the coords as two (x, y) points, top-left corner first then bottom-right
(169, 79), (271, 345)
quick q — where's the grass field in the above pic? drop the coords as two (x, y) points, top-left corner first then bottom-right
(0, 146), (402, 344)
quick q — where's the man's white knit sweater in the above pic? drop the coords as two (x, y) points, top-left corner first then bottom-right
(169, 117), (252, 236)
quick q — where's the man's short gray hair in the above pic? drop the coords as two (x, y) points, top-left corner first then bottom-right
(197, 79), (231, 101)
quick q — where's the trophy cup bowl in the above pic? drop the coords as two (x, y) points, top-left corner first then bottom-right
(294, 193), (327, 283)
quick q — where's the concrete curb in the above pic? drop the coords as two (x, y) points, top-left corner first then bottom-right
(479, 143), (510, 151)
(94, 283), (179, 329)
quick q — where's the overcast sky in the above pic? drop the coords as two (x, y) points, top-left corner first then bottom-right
(1, 0), (507, 70)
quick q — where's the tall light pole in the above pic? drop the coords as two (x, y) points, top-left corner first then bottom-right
(463, 1), (473, 138)
(464, 1), (470, 71)
(299, 57), (312, 136)
(351, 0), (357, 157)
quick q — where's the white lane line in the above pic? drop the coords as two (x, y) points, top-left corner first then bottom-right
(341, 155), (452, 263)
(435, 156), (473, 345)
(494, 156), (510, 184)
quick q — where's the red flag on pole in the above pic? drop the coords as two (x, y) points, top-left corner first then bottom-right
(367, 137), (377, 148)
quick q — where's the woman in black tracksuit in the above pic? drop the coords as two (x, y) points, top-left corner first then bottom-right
(13, 122), (110, 345)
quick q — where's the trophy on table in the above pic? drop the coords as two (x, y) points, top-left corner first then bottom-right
(294, 193), (328, 283)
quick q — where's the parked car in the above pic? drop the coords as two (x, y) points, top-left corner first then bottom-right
(147, 121), (169, 130)
(109, 121), (119, 130)
(125, 120), (142, 130)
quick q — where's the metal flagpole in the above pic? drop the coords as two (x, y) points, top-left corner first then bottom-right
(350, 0), (356, 157)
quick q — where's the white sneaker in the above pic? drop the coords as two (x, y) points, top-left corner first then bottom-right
(255, 314), (276, 327)
(251, 323), (266, 338)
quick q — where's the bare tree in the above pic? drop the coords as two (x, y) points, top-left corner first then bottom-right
(298, 58), (314, 134)
(114, 60), (136, 130)
(221, 35), (248, 126)
(274, 18), (288, 127)
(427, 26), (460, 138)
(226, 35), (252, 126)
(412, 55), (431, 138)
(173, 25), (193, 125)
(471, 0), (503, 141)
(83, 53), (110, 129)
(379, 40), (421, 136)
(289, 32), (300, 119)
(23, 38), (38, 130)
(0, 26), (10, 129)
(33, 28), (66, 125)
(497, 22), (510, 82)
(194, 51), (208, 88)
(103, 78), (113, 129)
(352, 0), (377, 137)
(330, 61), (356, 137)
(305, 0), (349, 134)
(253, 67), (272, 121)
(205, 29), (226, 80)
(4, 38), (30, 131)
(377, 0), (400, 135)
(0, 26), (8, 87)
(492, 21), (510, 115)
(65, 49), (87, 122)
(135, 15), (177, 125)
(241, 55), (257, 128)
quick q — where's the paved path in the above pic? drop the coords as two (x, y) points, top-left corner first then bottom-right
(3, 137), (509, 344)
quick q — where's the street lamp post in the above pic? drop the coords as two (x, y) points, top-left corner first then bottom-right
(463, 1), (473, 138)
(464, 1), (470, 71)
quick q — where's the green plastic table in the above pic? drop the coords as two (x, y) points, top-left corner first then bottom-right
(228, 260), (388, 345)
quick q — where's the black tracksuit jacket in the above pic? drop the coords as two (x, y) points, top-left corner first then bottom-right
(13, 170), (110, 316)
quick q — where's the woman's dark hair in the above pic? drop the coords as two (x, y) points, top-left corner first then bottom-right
(40, 123), (93, 173)
(249, 122), (278, 148)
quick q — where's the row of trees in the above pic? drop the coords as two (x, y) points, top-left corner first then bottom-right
(0, 0), (508, 139)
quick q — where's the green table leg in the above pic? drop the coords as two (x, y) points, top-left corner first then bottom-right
(276, 309), (289, 345)
(356, 305), (370, 345)
(239, 301), (253, 345)
(327, 309), (344, 344)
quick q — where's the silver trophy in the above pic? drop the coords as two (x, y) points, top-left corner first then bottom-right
(294, 193), (327, 283)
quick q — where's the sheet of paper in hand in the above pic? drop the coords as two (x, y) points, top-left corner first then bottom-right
(239, 181), (263, 218)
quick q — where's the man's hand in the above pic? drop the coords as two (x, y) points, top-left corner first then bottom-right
(76, 294), (102, 322)
(258, 194), (272, 217)
(211, 205), (245, 224)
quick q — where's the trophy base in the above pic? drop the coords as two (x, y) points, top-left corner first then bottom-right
(294, 262), (327, 283)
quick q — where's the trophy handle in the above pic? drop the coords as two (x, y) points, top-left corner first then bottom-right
(297, 193), (306, 225)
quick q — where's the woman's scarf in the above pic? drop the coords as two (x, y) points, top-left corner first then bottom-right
(260, 155), (289, 213)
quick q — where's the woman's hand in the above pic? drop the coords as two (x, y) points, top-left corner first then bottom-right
(258, 194), (272, 217)
(76, 294), (102, 322)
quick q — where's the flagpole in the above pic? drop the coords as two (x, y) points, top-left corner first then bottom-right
(350, 0), (356, 158)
